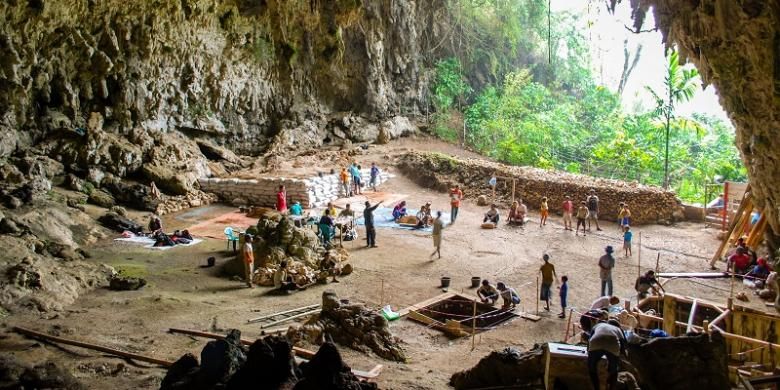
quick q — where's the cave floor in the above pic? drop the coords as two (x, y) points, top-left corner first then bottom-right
(0, 138), (757, 389)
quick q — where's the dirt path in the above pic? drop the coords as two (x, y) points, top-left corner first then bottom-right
(0, 138), (755, 389)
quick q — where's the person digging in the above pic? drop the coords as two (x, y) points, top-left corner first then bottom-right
(319, 251), (340, 283)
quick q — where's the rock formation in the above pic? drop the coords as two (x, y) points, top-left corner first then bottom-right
(289, 291), (406, 362)
(398, 151), (683, 224)
(612, 0), (780, 249)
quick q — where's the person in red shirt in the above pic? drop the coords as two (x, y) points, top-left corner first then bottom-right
(728, 247), (751, 274)
(561, 195), (574, 231)
(449, 185), (463, 223)
(276, 185), (287, 213)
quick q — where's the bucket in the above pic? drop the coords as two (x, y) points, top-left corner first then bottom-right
(471, 277), (481, 288)
(440, 277), (451, 288)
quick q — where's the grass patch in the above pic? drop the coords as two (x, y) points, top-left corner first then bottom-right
(113, 263), (148, 279)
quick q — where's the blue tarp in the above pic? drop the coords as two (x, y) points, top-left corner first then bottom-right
(355, 207), (449, 232)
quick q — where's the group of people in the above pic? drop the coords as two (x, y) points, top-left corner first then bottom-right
(727, 237), (774, 287)
(339, 162), (382, 197)
(146, 215), (194, 247)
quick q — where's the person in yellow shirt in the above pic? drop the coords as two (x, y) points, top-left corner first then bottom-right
(539, 254), (557, 311)
(339, 167), (350, 197)
(539, 196), (549, 227)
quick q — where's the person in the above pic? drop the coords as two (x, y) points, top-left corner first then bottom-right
(364, 201), (382, 248)
(276, 185), (287, 213)
(320, 251), (339, 283)
(620, 203), (631, 228)
(290, 201), (303, 216)
(243, 234), (254, 288)
(323, 202), (338, 218)
(477, 280), (499, 305)
(623, 226), (633, 257)
(416, 202), (432, 227)
(508, 199), (527, 225)
(370, 162), (381, 192)
(539, 254), (557, 311)
(707, 193), (725, 210)
(587, 320), (626, 390)
(747, 258), (771, 281)
(617, 202), (626, 227)
(586, 189), (602, 231)
(319, 209), (335, 245)
(148, 215), (163, 234)
(599, 246), (616, 296)
(150, 181), (161, 200)
(559, 275), (569, 319)
(392, 201), (407, 221)
(562, 195), (574, 231)
(450, 185), (464, 223)
(483, 204), (500, 225)
(339, 167), (350, 197)
(728, 246), (752, 275)
(496, 282), (520, 310)
(273, 261), (298, 291)
(576, 201), (589, 236)
(338, 203), (355, 218)
(430, 211), (445, 259)
(539, 196), (549, 227)
(635, 270), (664, 299)
(590, 295), (621, 311)
(349, 162), (362, 195)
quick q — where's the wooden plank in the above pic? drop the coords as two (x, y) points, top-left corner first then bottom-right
(15, 327), (174, 367)
(398, 292), (458, 317)
(519, 312), (541, 322)
(663, 295), (677, 336)
(657, 272), (729, 279)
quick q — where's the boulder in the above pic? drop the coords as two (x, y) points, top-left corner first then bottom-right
(108, 275), (147, 291)
(64, 174), (84, 192)
(0, 354), (85, 390)
(0, 218), (21, 235)
(88, 189), (115, 208)
(6, 260), (43, 289)
(450, 346), (545, 389)
(200, 329), (246, 384)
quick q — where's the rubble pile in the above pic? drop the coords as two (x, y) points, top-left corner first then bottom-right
(160, 330), (376, 390)
(226, 214), (351, 286)
(398, 152), (684, 225)
(449, 346), (545, 389)
(0, 353), (85, 390)
(153, 190), (218, 216)
(289, 291), (405, 362)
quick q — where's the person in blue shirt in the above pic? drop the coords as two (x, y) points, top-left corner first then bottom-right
(290, 201), (303, 216)
(558, 275), (569, 319)
(349, 162), (362, 195)
(623, 226), (633, 257)
(369, 162), (380, 192)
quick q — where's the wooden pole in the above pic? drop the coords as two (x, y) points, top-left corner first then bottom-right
(722, 181), (729, 230)
(535, 276), (540, 314)
(471, 299), (477, 351)
(511, 179), (516, 203)
(563, 308), (573, 342)
(638, 232), (642, 278)
(710, 189), (752, 268)
(655, 253), (660, 274)
(703, 320), (710, 334)
(14, 327), (174, 367)
(380, 279), (385, 306)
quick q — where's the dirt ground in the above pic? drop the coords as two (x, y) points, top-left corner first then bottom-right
(0, 138), (761, 389)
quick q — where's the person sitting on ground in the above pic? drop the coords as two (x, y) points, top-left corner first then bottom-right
(747, 258), (771, 282)
(415, 202), (433, 228)
(273, 261), (299, 292)
(590, 295), (621, 311)
(171, 230), (193, 244)
(508, 200), (527, 225)
(635, 270), (664, 299)
(496, 282), (520, 310)
(392, 201), (408, 221)
(148, 215), (163, 235)
(477, 280), (500, 305)
(483, 204), (500, 225)
(728, 246), (752, 275)
(319, 252), (340, 283)
(153, 230), (176, 247)
(290, 201), (303, 216)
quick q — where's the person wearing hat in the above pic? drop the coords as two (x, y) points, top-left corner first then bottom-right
(477, 280), (499, 305)
(599, 246), (616, 296)
(243, 234), (255, 288)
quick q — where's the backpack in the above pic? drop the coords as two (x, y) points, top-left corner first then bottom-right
(588, 196), (598, 211)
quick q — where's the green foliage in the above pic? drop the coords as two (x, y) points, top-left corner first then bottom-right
(433, 58), (472, 111)
(81, 181), (95, 196)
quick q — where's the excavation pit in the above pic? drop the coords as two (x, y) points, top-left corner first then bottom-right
(405, 293), (518, 337)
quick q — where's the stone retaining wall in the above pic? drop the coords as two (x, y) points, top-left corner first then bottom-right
(397, 152), (684, 225)
(199, 170), (391, 208)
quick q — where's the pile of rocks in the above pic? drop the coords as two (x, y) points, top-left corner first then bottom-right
(160, 330), (376, 390)
(153, 190), (218, 216)
(398, 152), (684, 225)
(199, 169), (392, 208)
(288, 291), (406, 362)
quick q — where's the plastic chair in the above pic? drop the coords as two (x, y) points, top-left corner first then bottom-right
(224, 227), (239, 252)
(318, 223), (334, 245)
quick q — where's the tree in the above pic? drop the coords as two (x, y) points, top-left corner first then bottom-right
(617, 39), (643, 96)
(645, 50), (700, 189)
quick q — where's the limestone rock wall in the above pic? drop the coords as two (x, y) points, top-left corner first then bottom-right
(398, 152), (682, 225)
(0, 0), (444, 156)
(615, 0), (780, 247)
